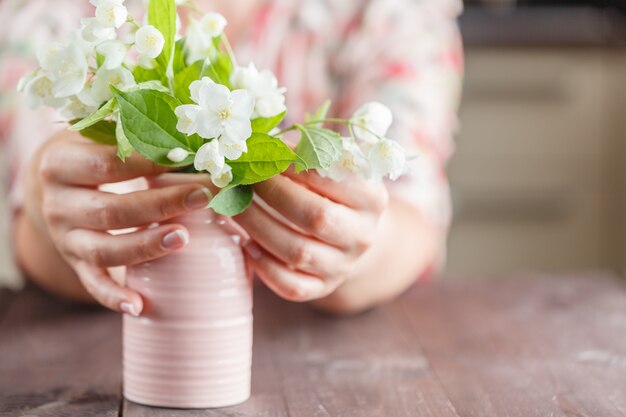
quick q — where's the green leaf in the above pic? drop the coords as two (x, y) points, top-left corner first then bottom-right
(116, 120), (134, 161)
(173, 60), (204, 104)
(132, 80), (170, 93)
(173, 38), (187, 74)
(294, 125), (343, 172)
(114, 88), (194, 166)
(251, 111), (286, 134)
(133, 65), (162, 84)
(205, 52), (233, 88)
(228, 133), (297, 185)
(69, 99), (116, 131)
(305, 100), (331, 128)
(208, 185), (253, 216)
(78, 120), (117, 145)
(148, 0), (176, 78)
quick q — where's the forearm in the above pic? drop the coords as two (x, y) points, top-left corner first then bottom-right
(14, 210), (92, 302)
(312, 199), (439, 315)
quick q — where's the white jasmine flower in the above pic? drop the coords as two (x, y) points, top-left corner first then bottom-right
(201, 12), (228, 38)
(211, 164), (233, 188)
(81, 17), (116, 44)
(37, 43), (88, 98)
(323, 137), (370, 182)
(368, 138), (406, 180)
(174, 105), (201, 135)
(59, 95), (98, 119)
(183, 13), (227, 64)
(189, 77), (213, 103)
(95, 0), (128, 29)
(167, 147), (190, 163)
(231, 63), (286, 118)
(90, 66), (136, 103)
(194, 140), (225, 175)
(134, 25), (165, 59)
(198, 85), (254, 143)
(96, 41), (127, 69)
(351, 101), (393, 143)
(21, 72), (66, 109)
(219, 139), (248, 161)
(184, 18), (211, 64)
(76, 86), (100, 108)
(176, 79), (254, 144)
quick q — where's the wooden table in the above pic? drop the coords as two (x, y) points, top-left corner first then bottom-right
(1, 274), (626, 416)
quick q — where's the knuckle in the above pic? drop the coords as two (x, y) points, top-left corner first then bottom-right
(281, 284), (311, 303)
(135, 233), (162, 261)
(38, 149), (59, 182)
(353, 233), (375, 254)
(91, 154), (116, 179)
(93, 202), (119, 229)
(156, 197), (180, 220)
(287, 241), (313, 269)
(84, 243), (107, 267)
(305, 204), (333, 235)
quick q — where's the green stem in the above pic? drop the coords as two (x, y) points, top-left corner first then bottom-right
(126, 16), (140, 29)
(220, 34), (238, 67)
(277, 118), (384, 141)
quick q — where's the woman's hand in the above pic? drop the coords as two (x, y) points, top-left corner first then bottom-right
(235, 167), (389, 302)
(21, 131), (212, 314)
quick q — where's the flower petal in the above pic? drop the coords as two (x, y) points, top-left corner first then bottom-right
(195, 109), (224, 139)
(189, 77), (214, 104)
(219, 139), (247, 160)
(198, 82), (231, 111)
(211, 164), (233, 188)
(221, 117), (252, 144)
(194, 140), (225, 175)
(230, 89), (256, 120)
(174, 104), (201, 135)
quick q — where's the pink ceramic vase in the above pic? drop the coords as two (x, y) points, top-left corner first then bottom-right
(123, 209), (253, 409)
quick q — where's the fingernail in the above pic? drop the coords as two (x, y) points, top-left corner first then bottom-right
(162, 229), (189, 250)
(244, 241), (263, 260)
(120, 302), (141, 317)
(185, 187), (212, 210)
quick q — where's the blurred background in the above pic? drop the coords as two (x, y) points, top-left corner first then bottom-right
(446, 0), (626, 276)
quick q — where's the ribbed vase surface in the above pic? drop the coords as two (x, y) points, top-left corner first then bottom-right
(123, 210), (252, 409)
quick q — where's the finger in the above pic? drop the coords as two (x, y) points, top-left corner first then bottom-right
(252, 176), (372, 252)
(243, 242), (331, 302)
(49, 184), (211, 230)
(147, 175), (250, 245)
(283, 166), (388, 213)
(73, 261), (144, 315)
(40, 139), (168, 186)
(214, 215), (250, 247)
(235, 202), (353, 279)
(65, 225), (189, 267)
(147, 173), (216, 193)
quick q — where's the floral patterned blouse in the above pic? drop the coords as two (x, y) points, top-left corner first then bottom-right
(0, 0), (464, 288)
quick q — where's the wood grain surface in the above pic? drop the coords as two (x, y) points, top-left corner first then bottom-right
(1, 274), (625, 417)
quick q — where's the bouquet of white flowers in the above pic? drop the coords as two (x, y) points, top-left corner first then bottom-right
(19, 0), (408, 216)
